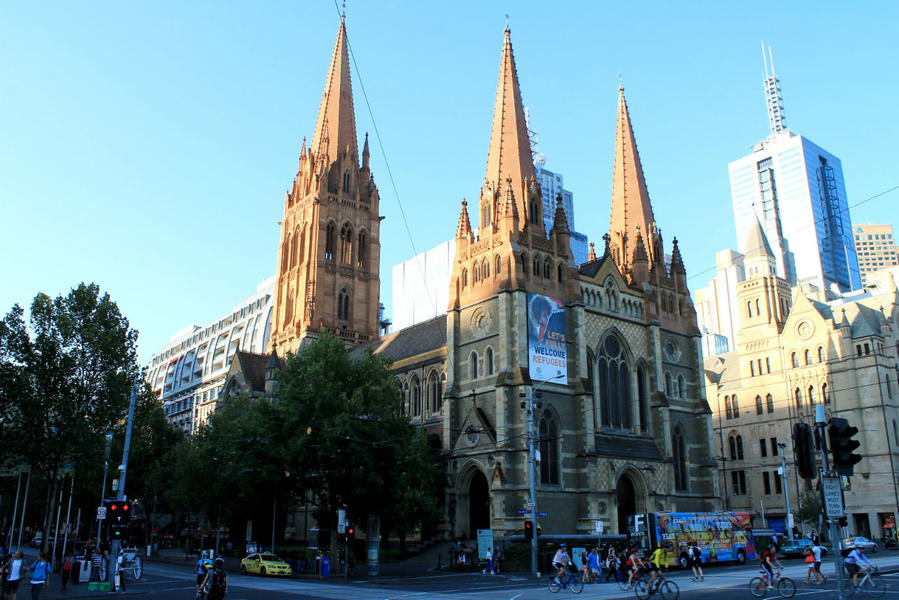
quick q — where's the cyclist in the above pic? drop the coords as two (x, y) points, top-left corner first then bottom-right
(552, 543), (573, 585)
(626, 548), (645, 589)
(648, 544), (670, 591)
(760, 544), (782, 589)
(843, 543), (874, 590)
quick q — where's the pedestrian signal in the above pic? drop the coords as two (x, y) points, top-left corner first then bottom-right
(524, 521), (534, 541)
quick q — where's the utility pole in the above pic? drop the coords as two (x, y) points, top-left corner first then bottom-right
(526, 389), (539, 577)
(777, 443), (794, 541)
(815, 404), (844, 600)
(110, 384), (137, 589)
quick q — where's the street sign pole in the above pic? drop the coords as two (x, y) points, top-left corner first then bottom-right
(816, 404), (843, 600)
(111, 383), (137, 590)
(527, 389), (539, 577)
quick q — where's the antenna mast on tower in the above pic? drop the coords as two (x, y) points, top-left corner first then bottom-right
(761, 42), (787, 136)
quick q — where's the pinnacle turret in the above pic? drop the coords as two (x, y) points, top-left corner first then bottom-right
(456, 199), (473, 240)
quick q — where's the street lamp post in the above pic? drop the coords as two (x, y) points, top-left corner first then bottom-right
(97, 431), (113, 545)
(777, 442), (794, 541)
(523, 372), (566, 577)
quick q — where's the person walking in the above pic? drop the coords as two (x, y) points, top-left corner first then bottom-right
(60, 552), (73, 589)
(3, 550), (25, 600)
(28, 552), (50, 600)
(811, 541), (826, 584)
(201, 558), (228, 600)
(89, 548), (103, 583)
(688, 541), (704, 581)
(114, 549), (126, 592)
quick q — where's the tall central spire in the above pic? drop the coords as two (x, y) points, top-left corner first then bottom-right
(484, 27), (535, 223)
(609, 85), (657, 272)
(310, 15), (358, 165)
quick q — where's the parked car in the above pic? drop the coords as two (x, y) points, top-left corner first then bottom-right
(30, 534), (55, 548)
(842, 537), (878, 553)
(779, 538), (827, 558)
(240, 553), (293, 577)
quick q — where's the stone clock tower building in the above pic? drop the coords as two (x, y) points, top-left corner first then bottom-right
(269, 16), (382, 355)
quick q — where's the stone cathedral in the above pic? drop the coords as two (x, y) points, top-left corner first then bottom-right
(228, 17), (718, 538)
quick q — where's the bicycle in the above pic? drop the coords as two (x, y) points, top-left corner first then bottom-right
(619, 567), (647, 591)
(634, 572), (679, 600)
(549, 569), (584, 594)
(749, 569), (796, 598)
(841, 565), (886, 598)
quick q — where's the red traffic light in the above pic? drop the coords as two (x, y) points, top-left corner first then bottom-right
(111, 504), (118, 511)
(347, 527), (354, 535)
(122, 503), (129, 511)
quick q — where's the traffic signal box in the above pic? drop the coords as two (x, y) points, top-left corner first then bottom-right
(828, 417), (862, 476)
(792, 423), (816, 479)
(524, 521), (534, 541)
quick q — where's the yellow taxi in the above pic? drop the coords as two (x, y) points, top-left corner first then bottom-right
(239, 553), (293, 577)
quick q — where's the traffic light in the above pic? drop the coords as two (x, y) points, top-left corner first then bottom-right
(838, 516), (848, 528)
(828, 417), (862, 476)
(793, 423), (816, 479)
(524, 521), (533, 541)
(111, 524), (125, 538)
(346, 525), (355, 539)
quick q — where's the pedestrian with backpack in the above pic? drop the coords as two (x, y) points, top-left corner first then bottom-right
(202, 558), (228, 600)
(29, 552), (51, 600)
(688, 541), (704, 581)
(195, 556), (212, 600)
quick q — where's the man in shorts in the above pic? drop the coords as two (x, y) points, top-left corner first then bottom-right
(844, 544), (874, 589)
(648, 544), (669, 591)
(552, 543), (572, 584)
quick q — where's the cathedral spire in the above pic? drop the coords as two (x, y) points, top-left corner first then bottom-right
(310, 16), (358, 167)
(456, 199), (473, 240)
(484, 27), (536, 226)
(609, 85), (657, 272)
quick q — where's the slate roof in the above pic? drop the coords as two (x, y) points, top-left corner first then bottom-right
(594, 433), (663, 461)
(577, 255), (610, 278)
(851, 304), (884, 339)
(353, 314), (447, 363)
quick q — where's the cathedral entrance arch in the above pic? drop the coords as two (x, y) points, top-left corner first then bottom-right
(468, 469), (490, 534)
(616, 472), (640, 534)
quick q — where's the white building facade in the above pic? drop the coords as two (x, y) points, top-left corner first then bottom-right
(695, 248), (746, 356)
(146, 277), (275, 432)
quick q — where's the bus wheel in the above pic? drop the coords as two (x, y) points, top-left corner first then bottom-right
(736, 550), (746, 565)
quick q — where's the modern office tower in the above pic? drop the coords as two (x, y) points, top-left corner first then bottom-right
(146, 277), (274, 432)
(695, 249), (746, 356)
(854, 224), (899, 286)
(535, 160), (589, 264)
(728, 47), (861, 293)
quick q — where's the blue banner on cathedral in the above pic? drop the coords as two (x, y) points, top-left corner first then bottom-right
(527, 293), (567, 383)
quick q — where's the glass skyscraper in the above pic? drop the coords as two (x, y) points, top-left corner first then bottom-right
(728, 48), (860, 293)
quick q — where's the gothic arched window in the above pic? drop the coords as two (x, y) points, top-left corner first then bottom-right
(677, 374), (686, 398)
(521, 253), (528, 277)
(538, 410), (559, 485)
(357, 230), (367, 268)
(791, 352), (798, 368)
(817, 346), (825, 363)
(299, 224), (307, 265)
(766, 393), (774, 413)
(822, 382), (829, 404)
(470, 351), (479, 380)
(533, 255), (541, 277)
(462, 268), (468, 287)
(427, 371), (439, 414)
(597, 334), (631, 431)
(794, 387), (802, 409)
(558, 263), (564, 283)
(529, 198), (540, 225)
(486, 347), (494, 375)
(337, 288), (351, 321)
(411, 376), (421, 417)
(544, 258), (551, 279)
(290, 227), (299, 268)
(665, 372), (673, 397)
(483, 258), (490, 279)
(495, 254), (502, 275)
(339, 223), (353, 264)
(342, 171), (350, 192)
(325, 222), (336, 261)
(756, 395), (763, 415)
(725, 395), (732, 420)
(808, 385), (816, 407)
(673, 426), (688, 491)
(473, 261), (480, 283)
(732, 395), (740, 418)
(637, 365), (649, 433)
(804, 349), (811, 365)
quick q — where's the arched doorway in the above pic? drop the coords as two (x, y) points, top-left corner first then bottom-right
(468, 470), (490, 534)
(616, 474), (637, 534)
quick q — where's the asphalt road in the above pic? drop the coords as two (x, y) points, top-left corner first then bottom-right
(32, 549), (899, 600)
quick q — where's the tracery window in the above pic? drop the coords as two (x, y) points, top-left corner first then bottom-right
(411, 376), (421, 417)
(427, 371), (440, 414)
(486, 347), (494, 375)
(357, 230), (367, 268)
(597, 334), (631, 430)
(337, 288), (351, 321)
(538, 410), (560, 485)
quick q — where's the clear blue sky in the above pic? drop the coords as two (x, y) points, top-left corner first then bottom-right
(2, 1), (897, 365)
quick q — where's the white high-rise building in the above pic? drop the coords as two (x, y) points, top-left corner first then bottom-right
(535, 161), (589, 264)
(391, 240), (455, 331)
(145, 276), (274, 432)
(728, 46), (860, 294)
(694, 249), (746, 356)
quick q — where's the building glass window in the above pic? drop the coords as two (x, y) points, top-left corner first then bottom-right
(766, 393), (774, 413)
(760, 439), (768, 457)
(755, 395), (763, 415)
(538, 410), (560, 485)
(598, 335), (631, 430)
(673, 427), (688, 491)
(763, 471), (771, 495)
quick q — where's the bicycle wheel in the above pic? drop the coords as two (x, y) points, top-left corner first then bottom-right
(841, 578), (857, 595)
(132, 557), (143, 580)
(618, 573), (632, 591)
(569, 574), (584, 594)
(749, 576), (768, 598)
(777, 577), (796, 598)
(549, 577), (562, 593)
(634, 579), (650, 600)
(660, 580), (680, 600)
(860, 576), (886, 599)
